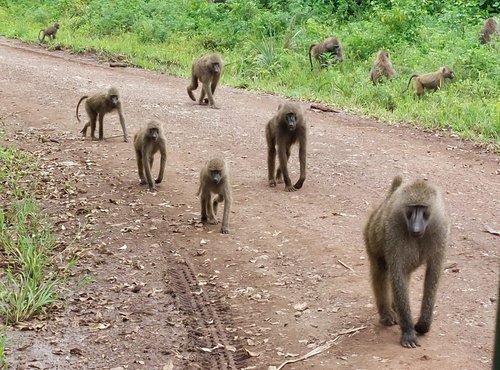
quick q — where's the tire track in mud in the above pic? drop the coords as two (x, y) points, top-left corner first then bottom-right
(167, 254), (249, 369)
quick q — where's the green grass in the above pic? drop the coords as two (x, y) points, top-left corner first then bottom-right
(0, 326), (5, 370)
(0, 1), (498, 145)
(0, 146), (60, 324)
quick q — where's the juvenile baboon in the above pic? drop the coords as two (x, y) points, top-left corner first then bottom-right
(266, 103), (306, 192)
(76, 87), (128, 142)
(187, 53), (223, 108)
(197, 158), (232, 234)
(308, 37), (344, 70)
(363, 176), (450, 348)
(38, 23), (59, 42)
(404, 67), (455, 96)
(370, 49), (396, 84)
(480, 17), (499, 44)
(133, 120), (167, 191)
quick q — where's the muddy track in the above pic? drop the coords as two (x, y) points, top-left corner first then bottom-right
(168, 255), (248, 369)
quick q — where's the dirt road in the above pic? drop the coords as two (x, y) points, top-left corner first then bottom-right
(0, 37), (498, 369)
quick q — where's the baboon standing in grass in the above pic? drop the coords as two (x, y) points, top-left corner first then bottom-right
(404, 67), (455, 96)
(38, 23), (59, 42)
(480, 17), (498, 44)
(370, 49), (396, 84)
(308, 37), (344, 70)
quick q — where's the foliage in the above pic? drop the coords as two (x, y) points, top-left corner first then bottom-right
(0, 0), (498, 143)
(0, 147), (60, 324)
(0, 326), (5, 369)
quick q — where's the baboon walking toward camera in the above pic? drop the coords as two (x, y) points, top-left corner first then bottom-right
(363, 176), (450, 348)
(308, 37), (344, 70)
(134, 120), (167, 191)
(197, 158), (232, 234)
(370, 49), (396, 84)
(404, 67), (454, 96)
(187, 53), (223, 108)
(480, 17), (499, 44)
(266, 103), (306, 192)
(38, 23), (59, 42)
(76, 87), (128, 142)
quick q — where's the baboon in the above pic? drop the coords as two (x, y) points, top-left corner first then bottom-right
(197, 158), (232, 234)
(187, 53), (223, 108)
(404, 67), (454, 96)
(363, 176), (450, 348)
(370, 49), (396, 84)
(480, 17), (499, 44)
(266, 102), (306, 192)
(308, 37), (344, 70)
(38, 23), (59, 42)
(133, 120), (167, 191)
(76, 87), (128, 142)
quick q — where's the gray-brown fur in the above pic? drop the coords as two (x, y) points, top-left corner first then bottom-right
(266, 102), (306, 192)
(133, 120), (167, 191)
(480, 17), (498, 44)
(197, 158), (232, 234)
(363, 175), (450, 348)
(76, 87), (128, 142)
(404, 67), (454, 96)
(308, 37), (344, 70)
(370, 49), (396, 84)
(187, 53), (223, 108)
(38, 23), (59, 42)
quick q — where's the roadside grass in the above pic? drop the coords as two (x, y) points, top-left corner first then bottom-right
(0, 146), (60, 325)
(0, 1), (498, 146)
(0, 326), (5, 370)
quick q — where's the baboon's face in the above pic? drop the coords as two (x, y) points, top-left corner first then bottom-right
(109, 94), (119, 106)
(284, 112), (297, 131)
(212, 63), (221, 74)
(442, 68), (454, 79)
(148, 128), (159, 142)
(210, 170), (222, 185)
(405, 205), (430, 238)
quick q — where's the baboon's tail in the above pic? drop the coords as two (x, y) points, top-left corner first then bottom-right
(402, 75), (418, 93)
(308, 44), (316, 71)
(75, 96), (88, 122)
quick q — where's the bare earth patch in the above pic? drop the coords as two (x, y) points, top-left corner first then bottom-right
(0, 37), (498, 369)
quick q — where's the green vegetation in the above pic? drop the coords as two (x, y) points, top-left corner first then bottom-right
(0, 146), (60, 324)
(0, 326), (5, 370)
(0, 0), (498, 144)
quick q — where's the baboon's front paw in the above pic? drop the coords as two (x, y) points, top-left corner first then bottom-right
(285, 185), (297, 192)
(220, 226), (229, 234)
(400, 330), (419, 348)
(269, 180), (277, 187)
